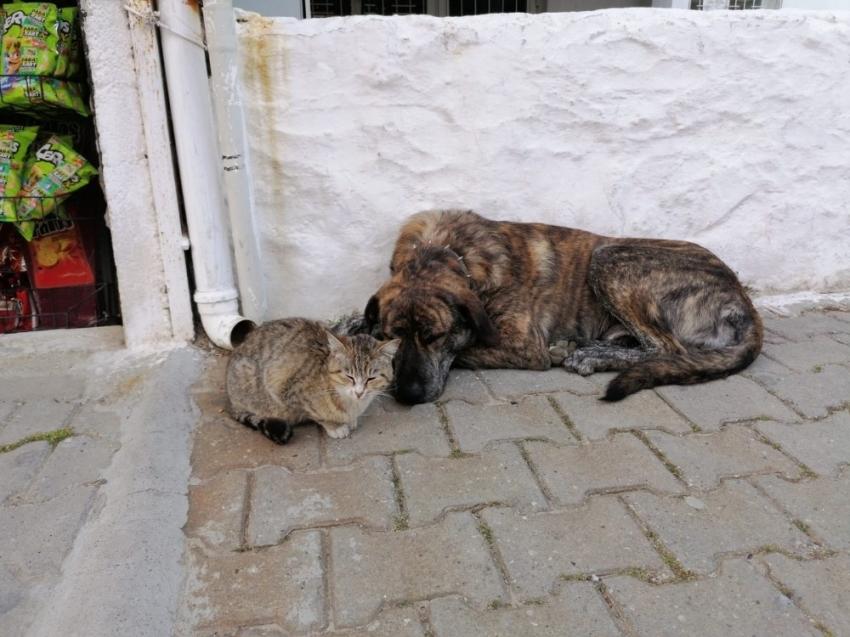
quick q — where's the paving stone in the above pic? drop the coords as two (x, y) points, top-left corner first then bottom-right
(0, 485), (95, 579)
(193, 355), (229, 394)
(607, 558), (819, 637)
(0, 441), (51, 504)
(624, 480), (812, 575)
(29, 435), (115, 500)
(746, 361), (850, 419)
(0, 399), (77, 446)
(0, 565), (42, 637)
(440, 369), (492, 404)
(756, 412), (850, 476)
(325, 400), (451, 467)
(397, 444), (547, 526)
(191, 414), (321, 480)
(524, 434), (685, 506)
(248, 457), (396, 546)
(764, 553), (850, 637)
(481, 499), (668, 598)
(762, 313), (850, 341)
(761, 336), (850, 374)
(0, 374), (85, 401)
(478, 368), (598, 399)
(333, 606), (425, 637)
(0, 401), (15, 424)
(429, 583), (621, 637)
(182, 530), (324, 633)
(67, 405), (123, 442)
(233, 606), (425, 637)
(445, 395), (576, 454)
(645, 424), (801, 490)
(550, 390), (692, 441)
(330, 512), (505, 628)
(756, 474), (850, 550)
(185, 470), (248, 552)
(655, 376), (799, 431)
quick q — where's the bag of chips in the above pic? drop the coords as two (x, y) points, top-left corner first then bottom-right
(1, 3), (60, 76)
(0, 122), (37, 221)
(15, 134), (97, 240)
(54, 6), (79, 79)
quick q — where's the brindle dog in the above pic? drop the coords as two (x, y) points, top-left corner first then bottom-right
(361, 209), (763, 405)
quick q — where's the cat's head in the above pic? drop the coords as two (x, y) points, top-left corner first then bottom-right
(326, 331), (400, 406)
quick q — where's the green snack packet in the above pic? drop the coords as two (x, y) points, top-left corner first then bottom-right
(1, 3), (60, 77)
(0, 123), (37, 222)
(55, 7), (79, 79)
(15, 134), (97, 240)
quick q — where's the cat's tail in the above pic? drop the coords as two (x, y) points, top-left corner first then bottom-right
(233, 412), (294, 445)
(601, 317), (763, 402)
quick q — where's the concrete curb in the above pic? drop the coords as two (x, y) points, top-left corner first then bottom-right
(28, 347), (203, 637)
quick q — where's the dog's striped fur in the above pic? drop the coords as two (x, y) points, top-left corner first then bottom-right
(363, 209), (763, 404)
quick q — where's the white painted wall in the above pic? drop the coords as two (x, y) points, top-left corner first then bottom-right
(81, 1), (194, 347)
(236, 10), (850, 322)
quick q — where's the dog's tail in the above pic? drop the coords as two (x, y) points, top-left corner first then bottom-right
(602, 312), (764, 402)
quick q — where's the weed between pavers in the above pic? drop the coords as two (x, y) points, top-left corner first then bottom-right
(449, 449), (474, 459)
(793, 518), (813, 535)
(632, 431), (684, 481)
(0, 427), (73, 453)
(476, 519), (496, 545)
(644, 529), (697, 582)
(546, 396), (583, 442)
(487, 599), (509, 610)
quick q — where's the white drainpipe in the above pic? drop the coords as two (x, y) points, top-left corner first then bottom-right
(157, 0), (254, 349)
(202, 0), (267, 324)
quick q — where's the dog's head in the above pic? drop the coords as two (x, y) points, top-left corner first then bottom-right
(365, 246), (499, 404)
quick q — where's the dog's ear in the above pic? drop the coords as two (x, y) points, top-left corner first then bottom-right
(364, 295), (380, 332)
(457, 291), (500, 347)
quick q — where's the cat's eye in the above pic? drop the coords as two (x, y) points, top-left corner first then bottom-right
(345, 374), (356, 383)
(365, 376), (377, 384)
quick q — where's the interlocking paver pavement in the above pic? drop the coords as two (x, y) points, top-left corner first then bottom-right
(655, 375), (800, 431)
(175, 307), (850, 637)
(607, 558), (820, 636)
(755, 412), (850, 476)
(644, 424), (802, 489)
(755, 472), (850, 550)
(523, 434), (686, 506)
(3, 307), (846, 635)
(429, 584), (622, 636)
(764, 553), (850, 636)
(481, 498), (669, 598)
(397, 443), (547, 526)
(550, 389), (693, 440)
(624, 480), (815, 574)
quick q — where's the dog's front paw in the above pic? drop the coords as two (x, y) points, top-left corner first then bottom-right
(325, 424), (351, 439)
(549, 340), (578, 366)
(562, 351), (596, 376)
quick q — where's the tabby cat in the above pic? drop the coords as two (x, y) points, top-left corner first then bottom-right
(226, 317), (399, 444)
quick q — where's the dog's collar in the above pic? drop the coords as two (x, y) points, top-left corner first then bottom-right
(443, 245), (471, 280)
(411, 243), (471, 280)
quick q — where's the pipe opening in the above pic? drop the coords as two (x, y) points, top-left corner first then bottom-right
(230, 319), (256, 348)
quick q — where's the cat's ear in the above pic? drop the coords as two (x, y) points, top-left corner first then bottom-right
(378, 338), (400, 359)
(326, 331), (348, 354)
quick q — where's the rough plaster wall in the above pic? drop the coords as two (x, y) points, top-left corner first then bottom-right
(80, 1), (177, 346)
(236, 10), (850, 321)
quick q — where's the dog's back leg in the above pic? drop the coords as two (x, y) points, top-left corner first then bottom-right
(580, 241), (763, 400)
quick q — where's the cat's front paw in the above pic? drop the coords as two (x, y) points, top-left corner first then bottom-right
(325, 424), (351, 439)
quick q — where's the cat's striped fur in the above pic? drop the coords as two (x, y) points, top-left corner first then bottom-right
(226, 318), (398, 443)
